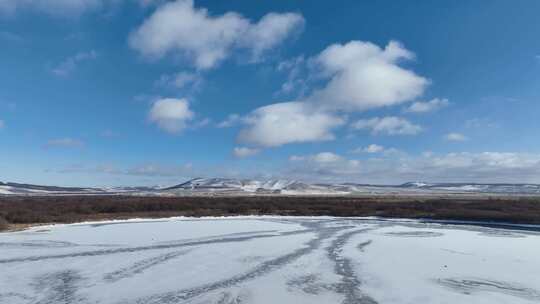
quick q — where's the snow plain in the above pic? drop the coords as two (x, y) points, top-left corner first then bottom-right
(1, 216), (539, 304)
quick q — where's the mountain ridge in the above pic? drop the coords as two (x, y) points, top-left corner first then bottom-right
(1, 178), (540, 196)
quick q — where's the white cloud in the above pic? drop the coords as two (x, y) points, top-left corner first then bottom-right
(286, 152), (361, 179)
(309, 40), (429, 111)
(465, 118), (499, 129)
(364, 144), (384, 153)
(233, 146), (259, 158)
(54, 151), (540, 184)
(276, 55), (307, 96)
(98, 151), (540, 184)
(405, 98), (449, 113)
(129, 0), (304, 70)
(156, 71), (202, 89)
(290, 152), (339, 164)
(415, 152), (540, 182)
(312, 152), (342, 163)
(217, 113), (242, 128)
(0, 119), (4, 128)
(124, 163), (194, 177)
(284, 151), (540, 184)
(238, 102), (345, 147)
(241, 12), (304, 62)
(148, 98), (194, 133)
(289, 155), (305, 161)
(239, 40), (428, 147)
(52, 50), (97, 76)
(351, 116), (422, 135)
(445, 132), (468, 141)
(45, 138), (85, 148)
(350, 144), (402, 156)
(194, 117), (211, 128)
(351, 144), (385, 154)
(289, 152), (348, 165)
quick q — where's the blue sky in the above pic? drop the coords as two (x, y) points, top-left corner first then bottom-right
(1, 0), (540, 186)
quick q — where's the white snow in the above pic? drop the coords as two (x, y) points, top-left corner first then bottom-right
(0, 186), (15, 194)
(1, 217), (539, 303)
(344, 222), (540, 304)
(436, 185), (487, 192)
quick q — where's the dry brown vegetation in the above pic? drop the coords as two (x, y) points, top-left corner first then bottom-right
(1, 195), (540, 231)
(0, 216), (8, 231)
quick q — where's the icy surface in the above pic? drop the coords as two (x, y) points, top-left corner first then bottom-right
(1, 217), (539, 303)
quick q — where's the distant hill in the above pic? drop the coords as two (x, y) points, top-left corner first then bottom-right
(1, 178), (539, 196)
(0, 182), (158, 195)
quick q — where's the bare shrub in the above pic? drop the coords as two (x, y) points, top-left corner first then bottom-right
(0, 196), (539, 226)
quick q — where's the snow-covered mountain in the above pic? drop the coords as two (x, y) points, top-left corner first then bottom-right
(161, 178), (540, 195)
(0, 182), (159, 195)
(0, 182), (101, 195)
(162, 178), (334, 194)
(1, 179), (539, 196)
(397, 182), (540, 194)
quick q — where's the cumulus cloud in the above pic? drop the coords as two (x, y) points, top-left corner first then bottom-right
(308, 40), (429, 111)
(194, 117), (211, 128)
(276, 55), (307, 96)
(148, 98), (194, 133)
(233, 146), (260, 158)
(52, 151), (540, 184)
(312, 152), (343, 163)
(289, 153), (332, 163)
(405, 98), (449, 113)
(465, 118), (499, 129)
(124, 163), (194, 177)
(217, 113), (242, 128)
(445, 132), (468, 141)
(45, 138), (85, 148)
(156, 71), (202, 89)
(288, 155), (305, 161)
(52, 50), (97, 76)
(239, 40), (428, 147)
(351, 116), (422, 135)
(285, 151), (540, 184)
(287, 152), (360, 179)
(241, 12), (305, 61)
(365, 144), (384, 153)
(291, 152), (344, 163)
(411, 152), (540, 182)
(129, 0), (304, 70)
(238, 102), (345, 147)
(351, 144), (385, 154)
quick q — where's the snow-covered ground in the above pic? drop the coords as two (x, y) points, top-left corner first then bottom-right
(1, 217), (539, 304)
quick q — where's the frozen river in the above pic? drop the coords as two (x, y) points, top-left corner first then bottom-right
(1, 216), (539, 304)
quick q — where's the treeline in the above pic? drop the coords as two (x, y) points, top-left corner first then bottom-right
(1, 195), (540, 231)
